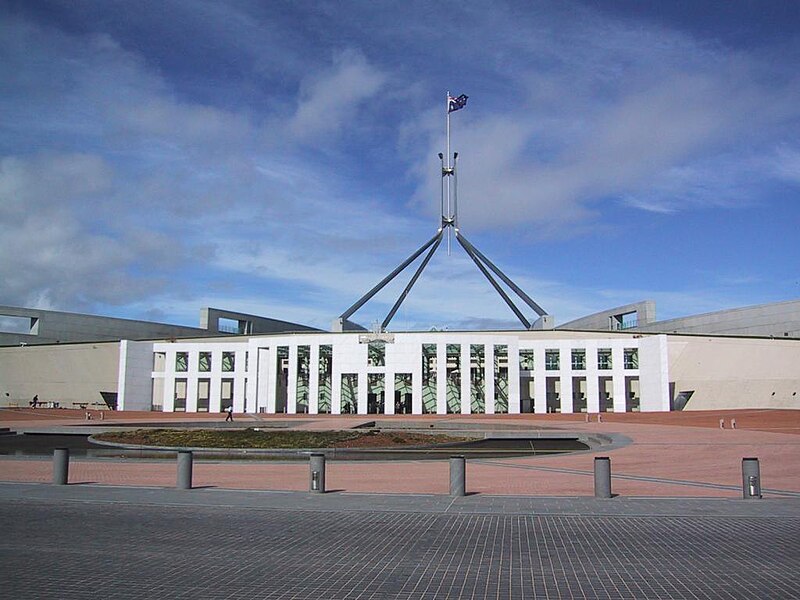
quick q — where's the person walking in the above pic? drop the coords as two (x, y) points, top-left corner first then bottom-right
(225, 405), (234, 422)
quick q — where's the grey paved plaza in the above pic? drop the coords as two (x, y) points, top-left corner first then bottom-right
(1, 483), (799, 599)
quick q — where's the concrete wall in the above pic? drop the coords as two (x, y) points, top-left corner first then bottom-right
(0, 305), (209, 346)
(558, 301), (657, 331)
(667, 335), (800, 410)
(636, 299), (800, 338)
(117, 341), (155, 411)
(0, 342), (120, 408)
(200, 307), (319, 335)
(0, 305), (319, 347)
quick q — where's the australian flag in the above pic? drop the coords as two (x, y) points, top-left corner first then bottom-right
(448, 94), (468, 113)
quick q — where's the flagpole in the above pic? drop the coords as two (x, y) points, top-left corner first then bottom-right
(445, 91), (452, 255)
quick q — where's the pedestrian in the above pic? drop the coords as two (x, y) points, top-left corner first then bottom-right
(31, 394), (39, 409)
(225, 405), (234, 422)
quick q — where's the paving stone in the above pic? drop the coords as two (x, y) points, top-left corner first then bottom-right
(1, 486), (799, 599)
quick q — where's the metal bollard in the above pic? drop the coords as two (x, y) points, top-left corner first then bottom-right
(53, 448), (69, 485)
(177, 450), (193, 490)
(309, 453), (326, 493)
(594, 456), (612, 498)
(742, 457), (762, 499)
(450, 455), (466, 497)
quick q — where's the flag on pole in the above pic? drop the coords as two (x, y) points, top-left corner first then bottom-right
(448, 94), (468, 113)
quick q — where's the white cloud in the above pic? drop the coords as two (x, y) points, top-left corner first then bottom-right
(2, 2), (798, 330)
(406, 18), (800, 231)
(288, 49), (386, 139)
(773, 146), (800, 184)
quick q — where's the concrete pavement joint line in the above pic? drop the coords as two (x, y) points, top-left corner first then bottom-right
(480, 459), (800, 496)
(2, 483), (799, 519)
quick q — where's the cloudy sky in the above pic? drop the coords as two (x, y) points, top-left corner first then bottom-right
(2, 0), (799, 331)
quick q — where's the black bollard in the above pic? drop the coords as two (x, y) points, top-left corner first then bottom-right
(450, 455), (466, 497)
(177, 450), (193, 490)
(53, 448), (69, 485)
(594, 456), (612, 498)
(309, 453), (326, 493)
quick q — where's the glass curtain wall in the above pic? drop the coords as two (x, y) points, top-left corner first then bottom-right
(421, 344), (437, 414)
(341, 374), (358, 414)
(470, 344), (485, 414)
(296, 346), (310, 413)
(494, 345), (508, 413)
(446, 344), (461, 414)
(318, 345), (332, 414)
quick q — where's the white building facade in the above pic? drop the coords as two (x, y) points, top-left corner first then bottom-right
(119, 331), (671, 414)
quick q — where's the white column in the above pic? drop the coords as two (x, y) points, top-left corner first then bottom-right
(612, 345), (626, 412)
(560, 372), (573, 414)
(412, 357), (423, 415)
(331, 370), (342, 415)
(585, 342), (599, 413)
(266, 347), (277, 413)
(163, 374), (175, 412)
(287, 346), (298, 414)
(485, 344), (495, 414)
(534, 346), (547, 414)
(358, 372), (368, 415)
(233, 374), (246, 413)
(461, 343), (471, 414)
(210, 374), (222, 414)
(385, 371), (395, 415)
(508, 343), (521, 414)
(186, 376), (198, 413)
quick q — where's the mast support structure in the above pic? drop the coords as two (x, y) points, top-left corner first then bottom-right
(335, 93), (550, 332)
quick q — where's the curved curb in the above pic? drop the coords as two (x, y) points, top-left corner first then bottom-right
(87, 430), (626, 460)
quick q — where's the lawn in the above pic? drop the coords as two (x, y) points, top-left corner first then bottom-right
(93, 428), (470, 449)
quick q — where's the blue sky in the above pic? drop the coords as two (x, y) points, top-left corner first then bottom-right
(1, 0), (799, 331)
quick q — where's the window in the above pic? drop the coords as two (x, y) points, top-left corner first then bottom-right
(367, 374), (385, 414)
(446, 344), (461, 414)
(199, 352), (212, 372)
(221, 378), (234, 411)
(598, 349), (612, 370)
(296, 346), (310, 413)
(571, 349), (586, 371)
(175, 352), (188, 372)
(318, 345), (332, 414)
(341, 373), (358, 414)
(519, 349), (535, 371)
(275, 346), (289, 413)
(624, 348), (639, 369)
(394, 373), (412, 414)
(494, 345), (508, 413)
(545, 350), (560, 370)
(421, 344), (437, 414)
(470, 344), (485, 414)
(197, 379), (210, 412)
(368, 341), (386, 366)
(174, 379), (187, 411)
(222, 351), (235, 372)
